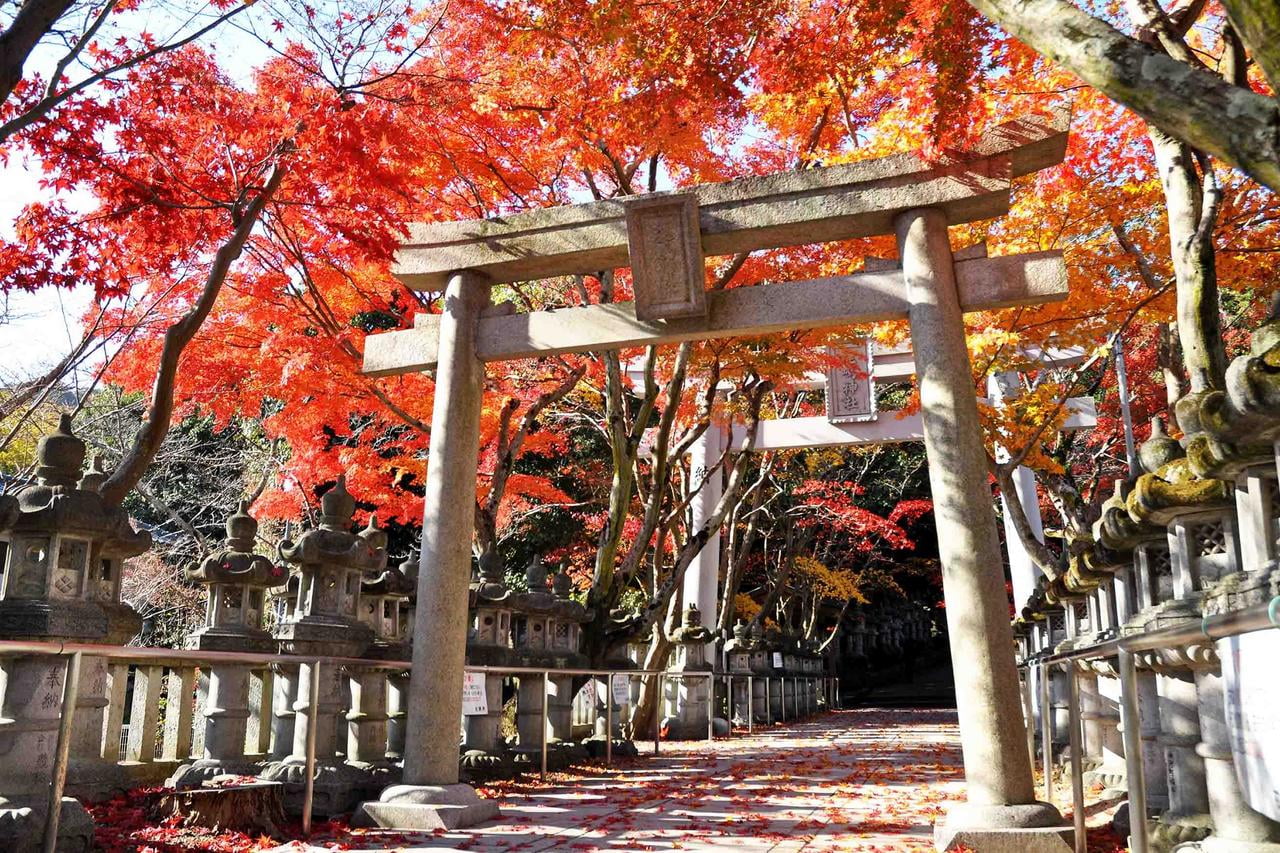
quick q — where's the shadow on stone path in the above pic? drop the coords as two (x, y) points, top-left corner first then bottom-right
(277, 708), (966, 852)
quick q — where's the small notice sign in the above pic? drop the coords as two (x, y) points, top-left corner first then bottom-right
(612, 677), (631, 707)
(461, 671), (488, 716)
(1222, 632), (1280, 821)
(772, 652), (784, 669)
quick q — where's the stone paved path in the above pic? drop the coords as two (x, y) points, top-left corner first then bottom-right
(284, 708), (967, 852)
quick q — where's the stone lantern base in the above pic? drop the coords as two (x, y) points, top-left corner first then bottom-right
(0, 796), (95, 853)
(353, 783), (499, 831)
(933, 801), (1072, 851)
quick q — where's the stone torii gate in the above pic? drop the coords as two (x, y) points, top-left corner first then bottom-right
(357, 111), (1075, 849)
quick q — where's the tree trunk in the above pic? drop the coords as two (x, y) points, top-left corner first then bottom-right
(965, 0), (1280, 191)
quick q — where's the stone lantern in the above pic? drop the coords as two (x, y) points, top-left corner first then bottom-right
(510, 558), (559, 766)
(0, 415), (150, 852)
(169, 502), (287, 788)
(347, 543), (412, 789)
(460, 556), (514, 775)
(724, 620), (759, 725)
(662, 604), (713, 739)
(260, 475), (382, 815)
(545, 569), (590, 765)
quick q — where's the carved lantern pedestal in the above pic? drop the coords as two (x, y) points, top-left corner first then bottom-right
(461, 559), (514, 777)
(348, 553), (413, 796)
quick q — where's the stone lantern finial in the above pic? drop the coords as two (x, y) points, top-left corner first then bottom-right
(1139, 415), (1183, 474)
(525, 555), (548, 592)
(359, 513), (389, 561)
(319, 473), (356, 531)
(551, 569), (572, 599)
(36, 413), (84, 488)
(77, 454), (108, 493)
(226, 499), (258, 550)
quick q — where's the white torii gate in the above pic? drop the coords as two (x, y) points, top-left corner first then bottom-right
(354, 109), (1075, 847)
(646, 341), (1097, 643)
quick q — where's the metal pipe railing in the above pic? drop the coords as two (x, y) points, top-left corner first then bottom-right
(1020, 597), (1280, 853)
(0, 636), (837, 848)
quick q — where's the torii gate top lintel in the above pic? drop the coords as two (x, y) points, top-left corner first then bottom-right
(391, 109), (1069, 291)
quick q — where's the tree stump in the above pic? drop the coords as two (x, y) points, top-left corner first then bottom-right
(156, 778), (287, 836)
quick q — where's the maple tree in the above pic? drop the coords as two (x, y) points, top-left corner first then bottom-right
(1, 0), (1277, 714)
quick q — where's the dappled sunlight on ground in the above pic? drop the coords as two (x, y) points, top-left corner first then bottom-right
(88, 708), (1130, 852)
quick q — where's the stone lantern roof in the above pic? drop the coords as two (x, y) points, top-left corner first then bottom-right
(273, 475), (383, 656)
(187, 501), (286, 587)
(0, 415), (149, 642)
(185, 502), (286, 651)
(13, 416), (150, 558)
(278, 476), (388, 574)
(670, 605), (712, 644)
(724, 619), (757, 653)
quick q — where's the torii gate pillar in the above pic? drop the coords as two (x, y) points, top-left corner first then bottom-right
(355, 271), (500, 829)
(898, 209), (1068, 850)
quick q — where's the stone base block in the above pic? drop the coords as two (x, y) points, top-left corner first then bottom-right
(167, 758), (261, 789)
(352, 783), (499, 831)
(259, 758), (368, 817)
(0, 797), (95, 853)
(934, 801), (1072, 852)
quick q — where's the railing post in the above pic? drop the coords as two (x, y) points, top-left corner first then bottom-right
(42, 651), (81, 853)
(1040, 662), (1053, 803)
(101, 662), (129, 762)
(301, 660), (321, 836)
(747, 676), (754, 734)
(540, 671), (549, 782)
(126, 664), (164, 762)
(654, 673), (662, 755)
(1067, 664), (1086, 853)
(161, 666), (197, 763)
(1119, 649), (1150, 853)
(1019, 667), (1036, 770)
(781, 678), (787, 722)
(605, 673), (613, 766)
(706, 674), (713, 743)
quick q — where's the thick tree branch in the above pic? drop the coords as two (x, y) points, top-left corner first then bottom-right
(100, 157), (289, 507)
(966, 0), (1280, 191)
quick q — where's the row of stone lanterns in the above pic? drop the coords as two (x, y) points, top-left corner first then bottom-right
(1017, 311), (1280, 852)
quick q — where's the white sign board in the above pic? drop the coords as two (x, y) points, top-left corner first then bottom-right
(1222, 631), (1280, 821)
(461, 671), (488, 716)
(825, 339), (875, 424)
(612, 677), (631, 707)
(772, 652), (784, 669)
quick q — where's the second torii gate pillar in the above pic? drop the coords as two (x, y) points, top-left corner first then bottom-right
(898, 208), (1068, 851)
